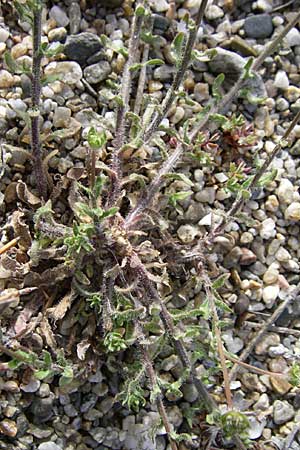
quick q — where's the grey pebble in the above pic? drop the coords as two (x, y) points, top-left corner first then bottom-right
(273, 400), (295, 424)
(84, 61), (111, 84)
(244, 14), (273, 39)
(49, 6), (70, 28)
(64, 32), (102, 66)
(38, 443), (62, 450)
(69, 2), (81, 35)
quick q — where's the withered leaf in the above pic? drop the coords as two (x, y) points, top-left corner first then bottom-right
(11, 210), (32, 251)
(47, 290), (76, 322)
(40, 317), (57, 350)
(25, 264), (73, 287)
(76, 338), (91, 361)
(16, 181), (41, 208)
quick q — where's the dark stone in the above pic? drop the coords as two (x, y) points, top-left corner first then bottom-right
(31, 396), (54, 423)
(64, 32), (103, 66)
(244, 14), (273, 39)
(153, 14), (170, 33)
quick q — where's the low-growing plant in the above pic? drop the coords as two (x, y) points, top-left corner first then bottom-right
(2, 1), (300, 450)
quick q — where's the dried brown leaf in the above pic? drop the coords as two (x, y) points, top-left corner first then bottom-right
(11, 210), (32, 251)
(76, 338), (91, 360)
(40, 317), (57, 350)
(16, 181), (41, 208)
(47, 290), (76, 322)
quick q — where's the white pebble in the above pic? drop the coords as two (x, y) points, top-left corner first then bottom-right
(274, 70), (289, 89)
(276, 178), (294, 205)
(262, 284), (280, 307)
(259, 218), (276, 240)
(285, 202), (300, 221)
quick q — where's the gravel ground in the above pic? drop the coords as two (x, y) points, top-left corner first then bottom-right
(1, 0), (300, 449)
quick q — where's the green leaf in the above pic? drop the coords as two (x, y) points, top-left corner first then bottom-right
(242, 57), (254, 80)
(94, 174), (107, 198)
(135, 4), (146, 16)
(8, 359), (23, 369)
(35, 369), (53, 380)
(212, 73), (225, 101)
(4, 52), (18, 73)
(40, 42), (64, 58)
(42, 351), (52, 368)
(129, 59), (164, 72)
(212, 273), (230, 290)
(87, 128), (107, 149)
(192, 48), (217, 62)
(164, 173), (194, 187)
(257, 169), (277, 187)
(140, 31), (160, 46)
(209, 113), (227, 126)
(168, 190), (193, 207)
(171, 32), (185, 67)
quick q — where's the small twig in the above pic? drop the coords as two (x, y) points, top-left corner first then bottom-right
(282, 424), (300, 450)
(226, 353), (287, 379)
(229, 283), (300, 381)
(244, 321), (300, 337)
(0, 237), (20, 255)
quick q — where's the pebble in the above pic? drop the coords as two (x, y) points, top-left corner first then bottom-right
(259, 218), (276, 240)
(285, 202), (300, 221)
(262, 284), (279, 307)
(248, 416), (266, 440)
(275, 247), (291, 262)
(255, 333), (280, 355)
(284, 86), (300, 102)
(149, 0), (169, 12)
(205, 5), (224, 20)
(53, 107), (71, 128)
(44, 61), (82, 85)
(273, 400), (295, 425)
(254, 393), (270, 411)
(170, 106), (185, 124)
(48, 27), (67, 42)
(182, 383), (198, 403)
(276, 178), (294, 205)
(83, 61), (111, 84)
(64, 32), (102, 66)
(21, 378), (40, 393)
(0, 419), (18, 437)
(239, 248), (257, 265)
(244, 14), (273, 39)
(0, 28), (9, 42)
(270, 377), (292, 395)
(49, 6), (69, 28)
(274, 70), (289, 89)
(154, 65), (175, 81)
(195, 187), (215, 204)
(0, 70), (14, 88)
(263, 267), (279, 284)
(177, 224), (199, 243)
(38, 443), (62, 450)
(285, 28), (300, 47)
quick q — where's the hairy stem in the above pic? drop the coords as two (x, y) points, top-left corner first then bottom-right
(142, 0), (208, 142)
(131, 252), (217, 413)
(139, 340), (178, 450)
(126, 10), (300, 226)
(31, 3), (47, 199)
(110, 0), (145, 206)
(134, 17), (153, 116)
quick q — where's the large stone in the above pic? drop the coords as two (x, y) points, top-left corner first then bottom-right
(244, 14), (273, 39)
(64, 32), (102, 66)
(208, 48), (266, 99)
